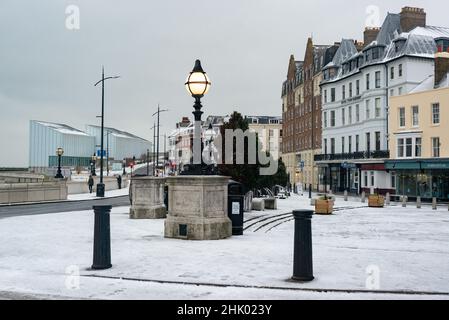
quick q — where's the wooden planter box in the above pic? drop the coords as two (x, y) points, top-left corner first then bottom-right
(315, 199), (333, 215)
(368, 195), (385, 208)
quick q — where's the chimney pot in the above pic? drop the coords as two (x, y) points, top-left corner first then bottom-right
(400, 6), (426, 32)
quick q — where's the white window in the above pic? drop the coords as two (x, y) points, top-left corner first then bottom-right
(397, 138), (404, 158)
(375, 98), (381, 118)
(375, 71), (381, 88)
(398, 87), (403, 95)
(330, 110), (335, 127)
(356, 104), (360, 122)
(348, 106), (352, 124)
(342, 108), (346, 126)
(323, 111), (328, 128)
(412, 106), (419, 127)
(370, 172), (375, 187)
(399, 107), (406, 127)
(432, 103), (440, 125)
(415, 138), (422, 157)
(432, 137), (440, 157)
(399, 64), (403, 77)
(365, 100), (370, 119)
(405, 138), (413, 157)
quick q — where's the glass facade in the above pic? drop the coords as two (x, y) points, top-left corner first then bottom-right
(395, 170), (449, 200)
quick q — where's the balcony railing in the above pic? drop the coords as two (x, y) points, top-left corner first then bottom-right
(314, 150), (390, 162)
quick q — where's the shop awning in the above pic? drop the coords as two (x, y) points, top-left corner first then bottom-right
(385, 159), (449, 170)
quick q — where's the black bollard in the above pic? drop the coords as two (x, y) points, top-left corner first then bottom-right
(291, 210), (314, 282)
(92, 205), (112, 270)
(308, 184), (312, 199)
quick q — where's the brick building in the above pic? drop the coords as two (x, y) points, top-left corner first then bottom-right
(281, 39), (338, 189)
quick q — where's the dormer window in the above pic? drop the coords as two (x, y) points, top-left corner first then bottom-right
(436, 38), (449, 52)
(394, 38), (406, 53)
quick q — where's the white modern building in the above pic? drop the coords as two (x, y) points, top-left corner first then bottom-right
(29, 120), (95, 172)
(318, 7), (449, 195)
(29, 120), (152, 173)
(85, 125), (152, 161)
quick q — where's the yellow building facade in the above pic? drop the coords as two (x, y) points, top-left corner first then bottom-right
(387, 54), (449, 200)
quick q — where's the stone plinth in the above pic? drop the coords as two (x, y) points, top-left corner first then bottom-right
(164, 176), (232, 240)
(129, 177), (166, 219)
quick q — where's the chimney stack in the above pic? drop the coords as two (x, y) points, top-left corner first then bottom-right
(400, 7), (426, 32)
(435, 52), (449, 87)
(364, 27), (380, 46)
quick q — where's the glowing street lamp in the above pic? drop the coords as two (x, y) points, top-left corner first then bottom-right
(182, 60), (216, 175)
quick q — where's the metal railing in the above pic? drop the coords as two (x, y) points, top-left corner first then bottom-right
(314, 150), (390, 162)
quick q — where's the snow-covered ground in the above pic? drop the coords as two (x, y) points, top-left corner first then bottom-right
(0, 194), (448, 300)
(67, 185), (129, 201)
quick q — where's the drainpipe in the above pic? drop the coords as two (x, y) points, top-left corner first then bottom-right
(385, 64), (389, 151)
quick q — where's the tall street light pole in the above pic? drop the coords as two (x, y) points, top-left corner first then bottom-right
(152, 105), (168, 175)
(152, 122), (156, 176)
(94, 67), (120, 197)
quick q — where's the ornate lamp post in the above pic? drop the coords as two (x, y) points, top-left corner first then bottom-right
(55, 147), (64, 179)
(91, 154), (97, 176)
(182, 59), (216, 175)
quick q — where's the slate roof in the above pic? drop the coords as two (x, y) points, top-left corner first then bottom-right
(376, 13), (401, 46)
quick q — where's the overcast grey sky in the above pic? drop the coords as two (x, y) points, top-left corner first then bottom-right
(0, 0), (445, 167)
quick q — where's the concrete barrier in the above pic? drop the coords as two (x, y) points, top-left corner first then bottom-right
(264, 197), (277, 210)
(0, 181), (68, 204)
(252, 198), (265, 211)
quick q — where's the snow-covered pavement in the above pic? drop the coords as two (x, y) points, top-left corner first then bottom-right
(0, 194), (448, 300)
(67, 185), (129, 201)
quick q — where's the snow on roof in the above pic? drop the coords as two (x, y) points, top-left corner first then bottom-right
(35, 121), (90, 136)
(385, 33), (437, 61)
(86, 125), (149, 142)
(410, 72), (449, 93)
(410, 25), (449, 39)
(376, 13), (401, 45)
(409, 75), (435, 93)
(330, 39), (358, 67)
(323, 23), (449, 84)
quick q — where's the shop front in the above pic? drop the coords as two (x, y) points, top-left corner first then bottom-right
(317, 162), (360, 194)
(385, 159), (449, 201)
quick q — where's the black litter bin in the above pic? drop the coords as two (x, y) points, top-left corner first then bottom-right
(228, 180), (244, 236)
(164, 185), (169, 211)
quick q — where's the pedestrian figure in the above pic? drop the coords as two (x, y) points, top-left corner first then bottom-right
(88, 175), (94, 193)
(117, 174), (122, 189)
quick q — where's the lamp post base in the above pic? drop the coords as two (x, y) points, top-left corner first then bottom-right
(96, 183), (105, 197)
(55, 174), (64, 179)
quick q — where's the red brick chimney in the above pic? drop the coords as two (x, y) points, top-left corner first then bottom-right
(400, 7), (426, 32)
(364, 27), (380, 46)
(435, 51), (449, 87)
